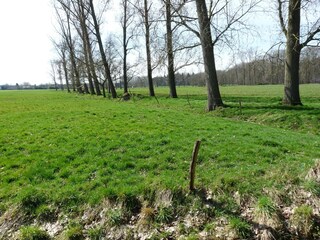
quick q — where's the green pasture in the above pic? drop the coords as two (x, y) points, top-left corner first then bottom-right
(0, 84), (319, 212)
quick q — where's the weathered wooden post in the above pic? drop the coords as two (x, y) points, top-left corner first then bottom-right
(189, 140), (201, 192)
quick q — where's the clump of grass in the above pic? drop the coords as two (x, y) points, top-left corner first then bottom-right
(0, 203), (6, 216)
(203, 222), (216, 236)
(254, 196), (282, 230)
(303, 180), (320, 196)
(229, 217), (251, 239)
(106, 208), (126, 226)
(19, 226), (51, 240)
(291, 205), (313, 238)
(20, 189), (47, 215)
(88, 227), (104, 240)
(139, 206), (155, 224)
(65, 224), (84, 240)
(215, 195), (240, 216)
(149, 230), (172, 240)
(155, 206), (175, 224)
(121, 194), (142, 215)
(35, 205), (57, 222)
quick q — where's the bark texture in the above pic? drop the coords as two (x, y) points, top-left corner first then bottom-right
(283, 0), (302, 105)
(195, 0), (223, 110)
(144, 0), (155, 97)
(166, 0), (177, 98)
(89, 0), (117, 98)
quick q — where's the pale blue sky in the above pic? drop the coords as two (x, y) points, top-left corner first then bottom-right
(0, 0), (278, 86)
(0, 0), (55, 85)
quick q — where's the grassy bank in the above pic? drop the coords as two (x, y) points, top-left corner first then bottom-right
(0, 85), (319, 239)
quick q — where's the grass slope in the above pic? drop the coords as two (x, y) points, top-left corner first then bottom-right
(0, 86), (319, 213)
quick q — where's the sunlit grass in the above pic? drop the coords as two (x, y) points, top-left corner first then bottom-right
(0, 86), (319, 213)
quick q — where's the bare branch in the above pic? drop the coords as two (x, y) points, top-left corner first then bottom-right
(277, 0), (288, 36)
(300, 26), (320, 48)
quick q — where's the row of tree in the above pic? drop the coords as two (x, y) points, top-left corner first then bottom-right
(130, 47), (320, 87)
(219, 47), (320, 85)
(52, 0), (320, 110)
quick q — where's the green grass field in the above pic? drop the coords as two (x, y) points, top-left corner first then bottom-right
(0, 84), (319, 239)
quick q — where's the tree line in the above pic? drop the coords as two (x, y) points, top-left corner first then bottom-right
(52, 0), (320, 111)
(130, 47), (320, 87)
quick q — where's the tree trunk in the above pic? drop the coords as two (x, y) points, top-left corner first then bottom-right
(69, 34), (82, 94)
(84, 24), (101, 96)
(83, 47), (95, 95)
(66, 12), (82, 93)
(123, 0), (129, 93)
(88, 52), (102, 96)
(283, 0), (302, 105)
(61, 50), (70, 92)
(78, 0), (95, 95)
(195, 0), (223, 111)
(69, 54), (76, 92)
(89, 0), (117, 98)
(166, 0), (177, 98)
(58, 62), (64, 90)
(81, 10), (101, 96)
(144, 0), (155, 97)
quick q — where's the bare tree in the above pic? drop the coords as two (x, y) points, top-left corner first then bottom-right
(173, 0), (259, 110)
(120, 0), (138, 93)
(131, 0), (157, 96)
(50, 60), (59, 91)
(52, 39), (71, 92)
(76, 0), (96, 95)
(164, 0), (178, 98)
(277, 0), (320, 105)
(196, 0), (223, 110)
(88, 0), (117, 98)
(55, 0), (83, 93)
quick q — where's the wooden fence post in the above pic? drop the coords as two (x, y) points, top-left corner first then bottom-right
(189, 140), (201, 192)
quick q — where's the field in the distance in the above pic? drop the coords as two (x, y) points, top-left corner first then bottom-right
(0, 84), (319, 239)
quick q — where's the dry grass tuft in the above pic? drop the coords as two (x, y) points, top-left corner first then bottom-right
(306, 159), (320, 183)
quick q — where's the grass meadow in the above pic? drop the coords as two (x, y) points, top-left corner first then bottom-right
(0, 84), (319, 238)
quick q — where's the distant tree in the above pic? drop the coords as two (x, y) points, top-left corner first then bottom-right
(120, 0), (138, 94)
(50, 60), (59, 91)
(57, 61), (64, 90)
(51, 40), (71, 92)
(300, 47), (320, 83)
